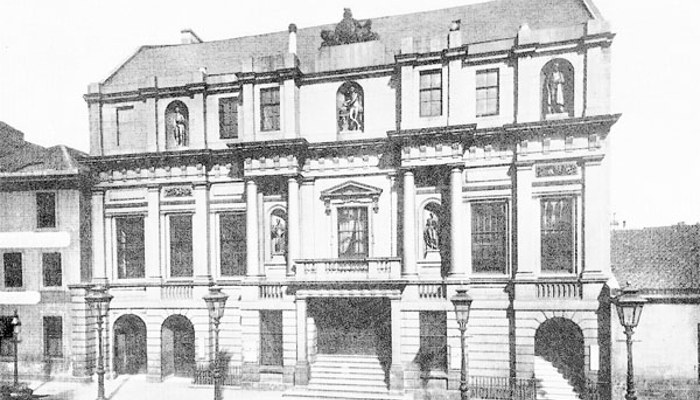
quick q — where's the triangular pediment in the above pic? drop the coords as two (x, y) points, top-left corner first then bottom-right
(320, 180), (382, 200)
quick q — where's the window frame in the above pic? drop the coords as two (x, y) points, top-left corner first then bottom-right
(336, 206), (370, 259)
(219, 212), (246, 277)
(260, 87), (281, 132)
(475, 69), (500, 117)
(43, 316), (63, 358)
(167, 213), (194, 279)
(419, 311), (448, 373)
(3, 252), (22, 288)
(116, 105), (135, 147)
(471, 200), (509, 275)
(114, 215), (146, 280)
(540, 197), (576, 274)
(0, 316), (14, 357)
(218, 97), (239, 139)
(419, 69), (443, 118)
(42, 252), (63, 288)
(260, 310), (283, 367)
(36, 192), (57, 229)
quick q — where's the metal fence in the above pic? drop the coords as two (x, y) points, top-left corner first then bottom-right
(192, 363), (242, 386)
(469, 376), (537, 400)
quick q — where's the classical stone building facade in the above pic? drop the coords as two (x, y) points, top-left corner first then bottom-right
(0, 122), (91, 379)
(76, 0), (618, 398)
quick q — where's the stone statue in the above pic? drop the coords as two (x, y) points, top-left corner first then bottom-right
(546, 62), (567, 114)
(424, 212), (439, 251)
(173, 106), (187, 146)
(321, 8), (379, 47)
(271, 216), (286, 255)
(338, 83), (364, 131)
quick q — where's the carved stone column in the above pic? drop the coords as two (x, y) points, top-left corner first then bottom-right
(145, 186), (161, 280)
(402, 170), (417, 277)
(295, 297), (309, 385)
(449, 167), (467, 277)
(193, 183), (211, 282)
(390, 297), (404, 390)
(287, 177), (300, 276)
(91, 190), (107, 284)
(246, 180), (261, 278)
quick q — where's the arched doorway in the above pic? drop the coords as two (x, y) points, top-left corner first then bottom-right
(535, 317), (585, 390)
(113, 314), (147, 375)
(161, 315), (195, 378)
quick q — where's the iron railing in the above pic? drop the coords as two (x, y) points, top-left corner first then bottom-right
(192, 363), (241, 386)
(468, 375), (537, 400)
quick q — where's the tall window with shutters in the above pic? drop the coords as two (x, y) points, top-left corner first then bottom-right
(260, 310), (283, 366)
(115, 216), (145, 279)
(220, 213), (246, 277)
(472, 201), (508, 274)
(337, 207), (369, 259)
(169, 214), (193, 277)
(219, 97), (239, 139)
(44, 316), (63, 357)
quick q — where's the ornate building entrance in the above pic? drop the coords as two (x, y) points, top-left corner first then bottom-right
(161, 315), (195, 378)
(113, 314), (147, 375)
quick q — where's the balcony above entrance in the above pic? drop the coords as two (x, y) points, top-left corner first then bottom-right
(294, 257), (401, 281)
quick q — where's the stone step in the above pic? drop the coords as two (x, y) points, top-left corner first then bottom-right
(307, 382), (389, 392)
(312, 360), (384, 368)
(283, 388), (404, 400)
(310, 373), (387, 383)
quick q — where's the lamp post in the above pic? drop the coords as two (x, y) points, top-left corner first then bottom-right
(203, 286), (229, 400)
(612, 287), (647, 400)
(11, 310), (21, 388)
(85, 285), (113, 400)
(450, 289), (473, 400)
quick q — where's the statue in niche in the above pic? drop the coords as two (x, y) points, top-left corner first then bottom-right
(545, 61), (567, 114)
(169, 105), (188, 146)
(271, 214), (287, 255)
(337, 83), (364, 131)
(320, 8), (379, 47)
(423, 211), (439, 252)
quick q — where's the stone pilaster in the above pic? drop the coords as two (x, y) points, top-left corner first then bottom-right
(402, 170), (417, 277)
(287, 177), (300, 276)
(246, 180), (261, 278)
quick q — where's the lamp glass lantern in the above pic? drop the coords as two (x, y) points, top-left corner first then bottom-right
(451, 289), (473, 328)
(203, 286), (229, 322)
(85, 285), (113, 317)
(11, 311), (21, 338)
(613, 288), (647, 329)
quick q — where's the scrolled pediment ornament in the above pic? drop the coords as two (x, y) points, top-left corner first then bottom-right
(321, 8), (379, 47)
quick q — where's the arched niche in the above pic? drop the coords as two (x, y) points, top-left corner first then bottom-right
(422, 201), (441, 259)
(336, 81), (364, 132)
(113, 314), (147, 375)
(270, 208), (287, 257)
(165, 100), (189, 148)
(161, 314), (195, 378)
(541, 58), (574, 119)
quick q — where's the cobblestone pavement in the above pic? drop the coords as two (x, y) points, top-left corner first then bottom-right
(23, 375), (286, 400)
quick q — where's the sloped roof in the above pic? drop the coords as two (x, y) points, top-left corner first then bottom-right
(0, 122), (86, 174)
(103, 0), (595, 88)
(611, 225), (700, 290)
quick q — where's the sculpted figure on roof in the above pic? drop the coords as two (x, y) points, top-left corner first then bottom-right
(321, 8), (379, 47)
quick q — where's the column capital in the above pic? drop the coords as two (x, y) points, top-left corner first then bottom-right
(193, 181), (211, 190)
(91, 188), (106, 197)
(146, 184), (160, 192)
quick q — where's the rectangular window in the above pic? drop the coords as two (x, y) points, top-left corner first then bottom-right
(44, 316), (63, 357)
(0, 316), (14, 356)
(260, 87), (280, 131)
(170, 214), (193, 277)
(36, 192), (56, 229)
(260, 310), (283, 366)
(476, 69), (499, 117)
(116, 217), (145, 279)
(419, 311), (447, 372)
(472, 202), (508, 274)
(419, 70), (442, 117)
(116, 106), (134, 147)
(42, 252), (62, 287)
(219, 97), (239, 139)
(3, 253), (22, 288)
(337, 207), (369, 258)
(220, 213), (246, 276)
(541, 198), (575, 273)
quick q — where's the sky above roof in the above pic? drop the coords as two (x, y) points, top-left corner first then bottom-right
(0, 0), (698, 227)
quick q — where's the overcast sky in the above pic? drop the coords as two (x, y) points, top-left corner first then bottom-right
(1, 0), (698, 228)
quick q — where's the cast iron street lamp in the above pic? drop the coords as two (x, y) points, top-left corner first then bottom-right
(451, 289), (473, 400)
(203, 286), (229, 400)
(85, 285), (113, 400)
(11, 310), (21, 388)
(612, 287), (647, 400)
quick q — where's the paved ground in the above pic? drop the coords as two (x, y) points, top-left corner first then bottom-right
(21, 375), (286, 400)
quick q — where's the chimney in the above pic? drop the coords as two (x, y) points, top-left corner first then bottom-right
(181, 29), (203, 45)
(288, 23), (298, 54)
(448, 19), (462, 48)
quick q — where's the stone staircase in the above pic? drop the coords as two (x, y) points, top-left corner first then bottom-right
(534, 356), (582, 400)
(283, 354), (404, 400)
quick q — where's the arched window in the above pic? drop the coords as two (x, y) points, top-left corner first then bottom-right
(541, 59), (574, 119)
(270, 209), (287, 257)
(422, 202), (441, 258)
(165, 101), (189, 147)
(336, 81), (364, 132)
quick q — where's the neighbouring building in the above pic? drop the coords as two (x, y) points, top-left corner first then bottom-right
(78, 0), (619, 398)
(0, 122), (91, 380)
(611, 224), (700, 400)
